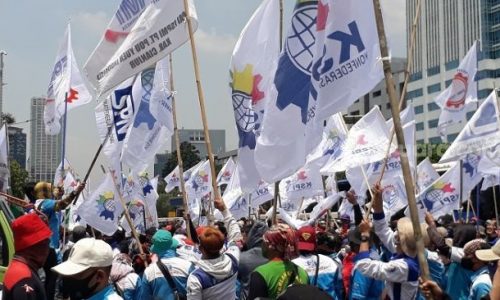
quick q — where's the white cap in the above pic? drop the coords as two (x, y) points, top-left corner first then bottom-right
(52, 238), (114, 276)
(476, 239), (500, 262)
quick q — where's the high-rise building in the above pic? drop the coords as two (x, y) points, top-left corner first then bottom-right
(8, 126), (27, 169)
(171, 129), (226, 159)
(406, 0), (500, 144)
(347, 58), (407, 120)
(29, 97), (62, 182)
(154, 153), (169, 177)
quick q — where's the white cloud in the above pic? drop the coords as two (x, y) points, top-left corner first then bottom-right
(72, 11), (109, 37)
(195, 28), (237, 55)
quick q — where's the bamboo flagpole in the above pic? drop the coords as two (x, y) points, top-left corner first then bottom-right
(182, 0), (220, 223)
(372, 0), (431, 282)
(376, 0), (422, 184)
(169, 53), (192, 240)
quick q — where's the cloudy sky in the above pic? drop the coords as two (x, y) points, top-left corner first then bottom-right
(0, 0), (406, 181)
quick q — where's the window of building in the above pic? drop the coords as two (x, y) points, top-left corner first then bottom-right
(445, 59), (459, 71)
(417, 139), (424, 144)
(428, 119), (439, 128)
(447, 133), (458, 142)
(414, 105), (424, 114)
(410, 72), (422, 82)
(466, 111), (474, 120)
(408, 88), (423, 99)
(427, 102), (440, 111)
(427, 83), (441, 94)
(386, 103), (391, 109)
(478, 89), (493, 99)
(429, 137), (442, 144)
(351, 110), (360, 116)
(416, 122), (424, 131)
(445, 79), (453, 87)
(373, 90), (382, 97)
(427, 66), (441, 76)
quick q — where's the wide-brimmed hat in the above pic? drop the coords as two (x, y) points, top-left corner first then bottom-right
(151, 230), (179, 255)
(476, 239), (500, 261)
(12, 213), (52, 252)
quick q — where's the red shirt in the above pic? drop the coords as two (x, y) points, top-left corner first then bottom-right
(3, 258), (46, 300)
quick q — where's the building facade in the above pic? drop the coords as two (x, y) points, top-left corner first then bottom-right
(171, 129), (226, 159)
(347, 58), (407, 120)
(8, 126), (26, 169)
(29, 97), (62, 182)
(154, 153), (169, 177)
(406, 0), (500, 144)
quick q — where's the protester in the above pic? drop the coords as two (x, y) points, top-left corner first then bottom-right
(186, 197), (242, 300)
(485, 219), (498, 246)
(292, 225), (343, 299)
(110, 253), (140, 300)
(355, 184), (420, 300)
(60, 225), (88, 300)
(345, 227), (384, 300)
(461, 239), (493, 298)
(247, 223), (308, 299)
(34, 181), (85, 300)
(3, 214), (52, 300)
(137, 229), (194, 299)
(238, 220), (269, 299)
(51, 237), (122, 300)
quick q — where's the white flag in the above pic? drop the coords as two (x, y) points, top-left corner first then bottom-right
(185, 160), (212, 200)
(150, 57), (174, 131)
(416, 158), (440, 193)
(436, 41), (478, 139)
(217, 157), (236, 186)
(138, 172), (160, 229)
(307, 193), (343, 225)
(278, 208), (307, 230)
(164, 165), (180, 193)
(311, 0), (383, 121)
(0, 125), (9, 192)
(337, 106), (390, 171)
(78, 173), (123, 236)
(53, 158), (72, 186)
(440, 91), (500, 162)
(84, 0), (198, 95)
(380, 175), (408, 218)
(386, 102), (415, 129)
(482, 174), (500, 191)
(45, 24), (92, 135)
(230, 0), (280, 192)
(461, 153), (483, 196)
(279, 166), (324, 200)
(121, 68), (172, 172)
(254, 0), (320, 183)
(478, 144), (500, 178)
(121, 196), (147, 234)
(416, 163), (461, 219)
(250, 180), (275, 208)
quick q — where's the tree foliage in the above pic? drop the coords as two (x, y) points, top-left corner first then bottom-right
(9, 160), (28, 199)
(162, 142), (201, 177)
(416, 143), (450, 164)
(2, 112), (15, 125)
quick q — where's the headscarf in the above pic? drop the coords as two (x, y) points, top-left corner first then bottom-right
(263, 224), (298, 261)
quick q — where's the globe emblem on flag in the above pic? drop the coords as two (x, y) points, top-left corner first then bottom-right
(96, 191), (116, 220)
(423, 188), (443, 211)
(133, 68), (157, 129)
(231, 64), (264, 149)
(286, 2), (317, 74)
(382, 185), (397, 208)
(445, 72), (468, 111)
(463, 153), (480, 177)
(128, 200), (144, 220)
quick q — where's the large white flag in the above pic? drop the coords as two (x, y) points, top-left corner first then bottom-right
(78, 172), (123, 236)
(279, 166), (324, 200)
(307, 193), (343, 225)
(0, 125), (9, 192)
(185, 160), (212, 200)
(121, 68), (172, 172)
(45, 24), (92, 135)
(311, 0), (383, 121)
(230, 0), (280, 192)
(84, 0), (198, 94)
(217, 157), (236, 186)
(440, 91), (500, 162)
(336, 106), (390, 171)
(416, 163), (461, 218)
(380, 175), (408, 218)
(254, 0), (320, 183)
(250, 180), (275, 208)
(461, 153), (483, 196)
(436, 41), (478, 139)
(416, 158), (440, 193)
(149, 57), (174, 131)
(478, 144), (500, 178)
(164, 165), (180, 193)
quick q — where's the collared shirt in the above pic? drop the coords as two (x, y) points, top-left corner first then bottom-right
(469, 266), (492, 300)
(88, 285), (123, 300)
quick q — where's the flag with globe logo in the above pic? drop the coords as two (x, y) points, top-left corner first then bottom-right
(230, 0), (280, 192)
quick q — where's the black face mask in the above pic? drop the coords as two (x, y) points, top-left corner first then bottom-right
(64, 272), (98, 300)
(461, 257), (474, 270)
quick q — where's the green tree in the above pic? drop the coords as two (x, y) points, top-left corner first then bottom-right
(1, 112), (15, 125)
(416, 143), (450, 164)
(9, 160), (28, 199)
(162, 142), (201, 177)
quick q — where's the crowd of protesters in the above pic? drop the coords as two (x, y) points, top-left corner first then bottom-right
(3, 180), (500, 300)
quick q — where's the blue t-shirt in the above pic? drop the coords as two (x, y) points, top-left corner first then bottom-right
(38, 199), (60, 249)
(88, 285), (122, 300)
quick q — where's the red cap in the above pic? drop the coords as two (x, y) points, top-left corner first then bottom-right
(12, 213), (52, 252)
(296, 226), (316, 251)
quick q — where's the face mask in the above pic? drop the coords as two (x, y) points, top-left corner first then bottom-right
(460, 257), (474, 270)
(65, 272), (98, 299)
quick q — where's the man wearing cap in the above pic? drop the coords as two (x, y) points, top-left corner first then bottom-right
(51, 237), (122, 300)
(292, 225), (343, 300)
(461, 239), (493, 300)
(136, 229), (195, 299)
(3, 214), (52, 300)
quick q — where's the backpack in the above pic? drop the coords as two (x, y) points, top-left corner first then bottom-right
(277, 263), (333, 300)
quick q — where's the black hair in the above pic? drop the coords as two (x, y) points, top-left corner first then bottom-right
(23, 182), (37, 203)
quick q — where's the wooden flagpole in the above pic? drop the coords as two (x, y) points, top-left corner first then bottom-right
(372, 0), (431, 282)
(169, 53), (192, 240)
(182, 0), (220, 224)
(376, 0), (422, 184)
